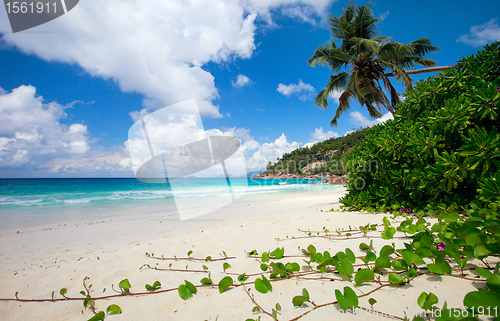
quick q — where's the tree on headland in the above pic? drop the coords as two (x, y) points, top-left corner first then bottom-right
(308, 2), (455, 126)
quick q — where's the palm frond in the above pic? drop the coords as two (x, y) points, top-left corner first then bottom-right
(409, 37), (440, 56)
(308, 42), (352, 71)
(331, 88), (356, 126)
(381, 62), (413, 90)
(314, 72), (351, 108)
(382, 77), (402, 111)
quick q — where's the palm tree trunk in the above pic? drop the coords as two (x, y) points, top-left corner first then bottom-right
(382, 65), (457, 78)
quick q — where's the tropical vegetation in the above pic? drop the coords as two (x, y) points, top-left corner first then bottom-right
(264, 127), (370, 175)
(341, 41), (500, 212)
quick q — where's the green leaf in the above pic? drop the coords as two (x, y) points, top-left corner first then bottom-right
(255, 278), (268, 294)
(374, 256), (391, 271)
(464, 289), (500, 315)
(388, 273), (405, 284)
(345, 248), (356, 264)
(218, 276), (233, 294)
(270, 247), (284, 259)
(343, 286), (359, 308)
(392, 259), (409, 271)
(340, 256), (354, 275)
(427, 259), (451, 275)
(118, 279), (131, 293)
(187, 250), (193, 256)
(106, 304), (122, 315)
(355, 268), (374, 286)
(275, 303), (281, 311)
(476, 267), (493, 279)
(292, 295), (307, 307)
(486, 274), (500, 294)
(260, 264), (268, 271)
(335, 289), (348, 310)
(223, 262), (231, 271)
(307, 245), (316, 255)
(417, 292), (439, 310)
(364, 251), (377, 262)
(359, 242), (371, 250)
(60, 288), (67, 296)
(237, 274), (249, 282)
(87, 311), (105, 321)
(261, 276), (272, 292)
(205, 256), (212, 262)
(302, 288), (310, 301)
(252, 306), (260, 313)
(368, 298), (377, 306)
(402, 250), (425, 265)
(178, 284), (192, 300)
(152, 281), (161, 289)
(200, 277), (212, 285)
(408, 268), (418, 279)
(285, 262), (300, 273)
(185, 280), (197, 295)
(474, 245), (493, 259)
(380, 245), (394, 257)
(262, 252), (269, 263)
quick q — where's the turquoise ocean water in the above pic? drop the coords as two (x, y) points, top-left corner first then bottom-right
(0, 178), (342, 230)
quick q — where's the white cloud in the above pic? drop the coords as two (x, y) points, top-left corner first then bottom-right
(311, 127), (339, 141)
(244, 133), (301, 171)
(378, 10), (390, 20)
(343, 130), (354, 136)
(233, 74), (252, 87)
(0, 85), (90, 169)
(349, 111), (393, 127)
(457, 19), (500, 47)
(0, 0), (331, 116)
(328, 89), (343, 105)
(302, 127), (339, 149)
(277, 80), (315, 100)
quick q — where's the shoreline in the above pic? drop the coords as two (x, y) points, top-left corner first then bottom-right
(0, 188), (489, 320)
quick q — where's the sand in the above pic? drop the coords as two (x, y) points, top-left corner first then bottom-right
(0, 188), (491, 320)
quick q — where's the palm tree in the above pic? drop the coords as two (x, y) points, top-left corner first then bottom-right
(309, 2), (449, 126)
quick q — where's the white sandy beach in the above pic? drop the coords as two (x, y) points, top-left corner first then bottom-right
(0, 188), (489, 321)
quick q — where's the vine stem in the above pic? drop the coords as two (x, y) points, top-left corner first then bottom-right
(242, 284), (276, 319)
(146, 255), (236, 261)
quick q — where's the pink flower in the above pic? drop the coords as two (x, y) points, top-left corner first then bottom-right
(406, 208), (412, 213)
(437, 241), (447, 251)
(460, 255), (465, 259)
(400, 208), (405, 213)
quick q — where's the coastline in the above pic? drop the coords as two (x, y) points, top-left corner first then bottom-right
(0, 188), (487, 320)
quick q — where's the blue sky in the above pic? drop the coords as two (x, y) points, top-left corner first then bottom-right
(0, 0), (499, 178)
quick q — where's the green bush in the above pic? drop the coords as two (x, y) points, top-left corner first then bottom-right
(341, 42), (500, 212)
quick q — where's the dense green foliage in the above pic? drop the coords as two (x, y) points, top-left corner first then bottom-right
(264, 127), (370, 175)
(341, 42), (500, 212)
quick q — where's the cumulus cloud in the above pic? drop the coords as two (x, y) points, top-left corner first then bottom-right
(457, 19), (500, 47)
(233, 74), (252, 87)
(311, 127), (339, 141)
(378, 10), (390, 20)
(277, 80), (315, 100)
(0, 0), (332, 116)
(0, 85), (90, 169)
(244, 133), (301, 171)
(302, 127), (339, 149)
(349, 111), (393, 127)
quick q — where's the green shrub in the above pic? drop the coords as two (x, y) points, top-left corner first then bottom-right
(341, 42), (500, 212)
